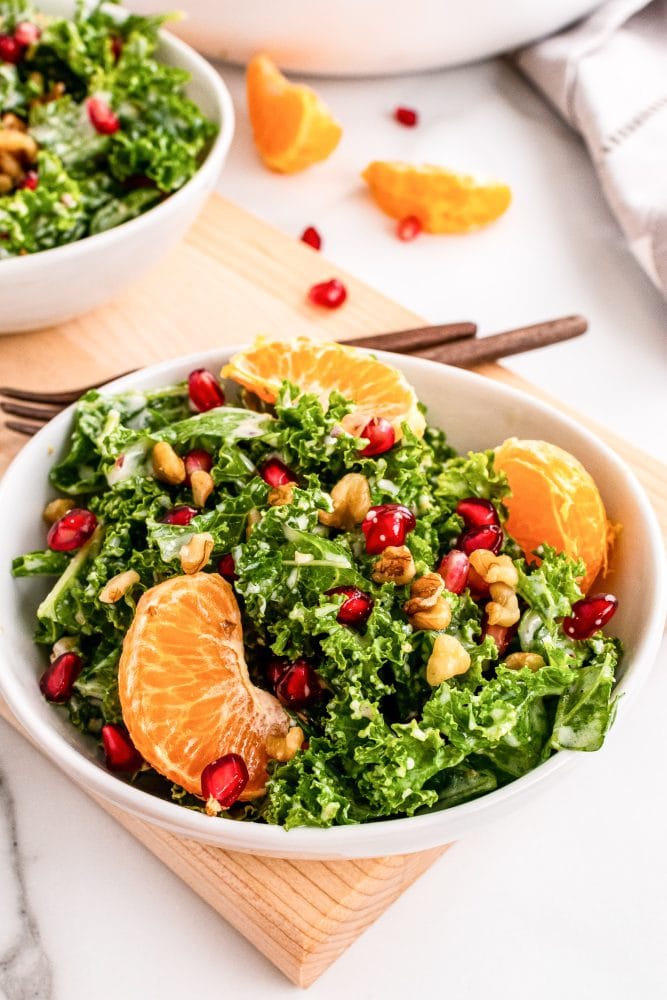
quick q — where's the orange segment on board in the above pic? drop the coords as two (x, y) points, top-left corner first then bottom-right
(246, 54), (342, 173)
(494, 438), (614, 593)
(221, 336), (426, 439)
(362, 161), (511, 234)
(118, 573), (289, 800)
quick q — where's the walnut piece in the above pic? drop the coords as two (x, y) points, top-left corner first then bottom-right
(268, 483), (295, 507)
(319, 473), (371, 531)
(469, 549), (519, 589)
(266, 726), (304, 762)
(426, 634), (471, 686)
(403, 572), (445, 615)
(43, 497), (75, 525)
(504, 652), (545, 672)
(372, 545), (416, 585)
(409, 597), (452, 631)
(486, 582), (521, 627)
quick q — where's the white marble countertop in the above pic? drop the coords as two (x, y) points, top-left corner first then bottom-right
(2, 60), (666, 1000)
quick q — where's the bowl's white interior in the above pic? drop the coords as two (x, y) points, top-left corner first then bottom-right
(0, 350), (664, 860)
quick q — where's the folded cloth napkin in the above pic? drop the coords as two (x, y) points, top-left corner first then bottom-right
(516, 0), (667, 298)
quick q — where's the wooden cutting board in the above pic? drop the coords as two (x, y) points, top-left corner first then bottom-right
(1, 194), (665, 988)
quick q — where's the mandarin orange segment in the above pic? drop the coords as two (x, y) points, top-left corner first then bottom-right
(494, 438), (614, 593)
(118, 573), (288, 800)
(221, 336), (426, 440)
(246, 54), (342, 173)
(362, 161), (511, 234)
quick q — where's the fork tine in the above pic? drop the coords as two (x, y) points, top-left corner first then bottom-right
(1, 400), (64, 420)
(0, 367), (138, 405)
(4, 418), (41, 436)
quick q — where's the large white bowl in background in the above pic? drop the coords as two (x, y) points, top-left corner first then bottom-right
(0, 349), (664, 859)
(0, 0), (234, 334)
(128, 0), (603, 75)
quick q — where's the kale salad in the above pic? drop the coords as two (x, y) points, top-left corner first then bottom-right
(12, 367), (622, 829)
(0, 1), (216, 256)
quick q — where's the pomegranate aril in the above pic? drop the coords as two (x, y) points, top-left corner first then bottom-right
(467, 563), (490, 600)
(456, 497), (500, 528)
(394, 106), (418, 127)
(14, 21), (40, 46)
(562, 594), (618, 640)
(17, 170), (38, 190)
(259, 456), (296, 487)
(458, 523), (503, 556)
(39, 652), (82, 703)
(307, 277), (347, 309)
(47, 508), (97, 551)
(101, 723), (143, 772)
(300, 225), (322, 250)
(327, 586), (374, 627)
(110, 33), (123, 61)
(359, 417), (395, 457)
(275, 659), (322, 709)
(184, 448), (213, 485)
(397, 215), (421, 242)
(86, 96), (120, 135)
(161, 505), (198, 526)
(437, 550), (469, 595)
(0, 34), (23, 62)
(188, 368), (225, 412)
(266, 656), (290, 690)
(362, 503), (416, 555)
(201, 753), (248, 808)
(481, 617), (515, 656)
(217, 552), (237, 581)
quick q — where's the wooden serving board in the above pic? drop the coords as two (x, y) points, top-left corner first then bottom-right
(1, 194), (665, 988)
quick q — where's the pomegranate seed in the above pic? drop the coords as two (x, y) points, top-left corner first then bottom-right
(480, 615), (515, 656)
(0, 34), (23, 62)
(187, 368), (225, 412)
(307, 278), (347, 309)
(17, 170), (38, 190)
(201, 753), (248, 808)
(259, 456), (296, 487)
(562, 594), (618, 640)
(86, 96), (120, 135)
(467, 563), (490, 600)
(300, 226), (322, 250)
(456, 497), (499, 528)
(110, 33), (123, 61)
(458, 523), (503, 556)
(101, 724), (143, 772)
(396, 216), (421, 242)
(161, 505), (198, 526)
(266, 656), (290, 690)
(359, 417), (395, 457)
(301, 738), (310, 751)
(362, 504), (416, 555)
(14, 21), (40, 46)
(394, 106), (418, 127)
(327, 586), (374, 627)
(437, 550), (469, 595)
(184, 448), (213, 485)
(47, 508), (97, 551)
(275, 659), (322, 709)
(39, 652), (82, 703)
(217, 553), (237, 581)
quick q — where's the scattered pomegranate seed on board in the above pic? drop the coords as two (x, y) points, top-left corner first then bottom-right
(307, 278), (347, 309)
(396, 216), (421, 242)
(300, 226), (322, 250)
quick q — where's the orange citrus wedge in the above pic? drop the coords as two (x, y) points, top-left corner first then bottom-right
(221, 336), (426, 439)
(118, 573), (288, 800)
(246, 54), (342, 173)
(494, 438), (615, 593)
(362, 161), (511, 233)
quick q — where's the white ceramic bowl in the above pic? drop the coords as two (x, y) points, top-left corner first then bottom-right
(0, 349), (664, 859)
(127, 0), (603, 75)
(0, 0), (234, 334)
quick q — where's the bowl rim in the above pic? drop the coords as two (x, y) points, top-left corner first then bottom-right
(0, 3), (234, 272)
(1, 347), (665, 858)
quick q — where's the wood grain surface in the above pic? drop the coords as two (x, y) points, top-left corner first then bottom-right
(0, 194), (664, 987)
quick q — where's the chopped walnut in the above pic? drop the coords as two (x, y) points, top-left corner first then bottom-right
(318, 473), (371, 531)
(403, 572), (445, 616)
(486, 582), (521, 627)
(43, 497), (75, 525)
(469, 549), (519, 589)
(504, 652), (545, 672)
(266, 726), (304, 762)
(371, 545), (416, 585)
(409, 597), (452, 631)
(268, 483), (295, 507)
(426, 634), (471, 686)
